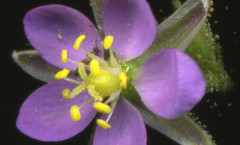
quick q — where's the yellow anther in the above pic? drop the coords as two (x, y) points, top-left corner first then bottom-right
(70, 105), (81, 122)
(93, 102), (111, 114)
(55, 68), (70, 80)
(62, 88), (70, 99)
(73, 34), (86, 50)
(102, 35), (114, 49)
(90, 59), (101, 76)
(96, 119), (111, 129)
(61, 49), (67, 63)
(119, 72), (127, 89)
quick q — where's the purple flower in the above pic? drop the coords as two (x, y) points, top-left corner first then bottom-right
(16, 0), (206, 145)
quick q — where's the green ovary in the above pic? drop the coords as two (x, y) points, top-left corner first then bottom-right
(87, 70), (120, 97)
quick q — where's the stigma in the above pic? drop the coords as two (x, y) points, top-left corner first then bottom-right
(55, 34), (128, 129)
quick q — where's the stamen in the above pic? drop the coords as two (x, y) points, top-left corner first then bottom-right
(55, 68), (70, 80)
(93, 102), (111, 114)
(79, 97), (94, 109)
(105, 89), (122, 104)
(70, 105), (81, 122)
(96, 119), (111, 129)
(69, 98), (94, 122)
(87, 85), (103, 101)
(90, 59), (101, 76)
(105, 96), (119, 123)
(64, 78), (82, 85)
(78, 63), (88, 81)
(73, 35), (86, 50)
(119, 72), (127, 89)
(61, 49), (67, 63)
(62, 88), (70, 99)
(69, 84), (86, 99)
(102, 35), (114, 49)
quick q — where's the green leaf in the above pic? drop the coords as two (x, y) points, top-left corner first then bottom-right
(12, 50), (61, 82)
(127, 0), (210, 80)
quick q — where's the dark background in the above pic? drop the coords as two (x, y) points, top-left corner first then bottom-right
(1, 0), (240, 145)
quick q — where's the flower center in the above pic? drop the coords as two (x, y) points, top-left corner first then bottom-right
(54, 34), (127, 129)
(87, 69), (120, 97)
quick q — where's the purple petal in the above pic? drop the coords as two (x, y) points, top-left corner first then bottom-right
(93, 98), (146, 145)
(16, 79), (96, 141)
(135, 48), (206, 119)
(102, 0), (156, 61)
(24, 4), (101, 70)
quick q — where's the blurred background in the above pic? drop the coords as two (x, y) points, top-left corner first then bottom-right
(1, 0), (240, 144)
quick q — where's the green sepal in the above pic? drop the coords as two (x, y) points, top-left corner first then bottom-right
(12, 50), (62, 82)
(90, 0), (105, 39)
(123, 84), (215, 145)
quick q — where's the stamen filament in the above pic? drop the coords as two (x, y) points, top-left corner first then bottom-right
(105, 89), (122, 104)
(105, 96), (119, 123)
(64, 78), (82, 85)
(79, 97), (94, 109)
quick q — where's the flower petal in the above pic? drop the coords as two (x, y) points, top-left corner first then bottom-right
(102, 0), (156, 61)
(135, 48), (206, 119)
(24, 4), (101, 70)
(16, 79), (96, 141)
(93, 98), (146, 145)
